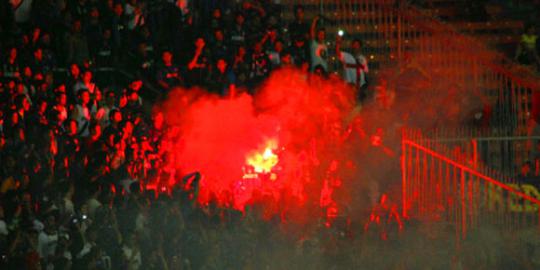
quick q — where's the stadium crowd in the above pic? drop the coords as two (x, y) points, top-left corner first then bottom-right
(0, 1), (377, 269)
(1, 0), (538, 269)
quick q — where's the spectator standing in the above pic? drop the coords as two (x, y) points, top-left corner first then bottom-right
(288, 5), (309, 42)
(156, 51), (183, 92)
(515, 24), (540, 70)
(232, 46), (250, 88)
(208, 58), (236, 97)
(65, 20), (90, 66)
(186, 38), (209, 88)
(309, 16), (328, 74)
(336, 37), (369, 101)
(248, 42), (271, 91)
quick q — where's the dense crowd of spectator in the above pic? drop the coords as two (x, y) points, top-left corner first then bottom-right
(1, 0), (538, 269)
(0, 1), (377, 269)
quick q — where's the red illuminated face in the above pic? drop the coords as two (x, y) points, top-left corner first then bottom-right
(129, 91), (139, 102)
(153, 112), (164, 129)
(212, 8), (221, 18)
(11, 112), (18, 124)
(23, 67), (32, 78)
(22, 98), (31, 111)
(58, 93), (67, 106)
(113, 111), (123, 123)
(217, 59), (227, 73)
(235, 14), (244, 25)
(9, 48), (17, 59)
(69, 120), (78, 135)
(80, 91), (90, 105)
(39, 101), (47, 113)
(214, 30), (224, 42)
(274, 41), (283, 52)
(73, 20), (82, 33)
(114, 3), (123, 16)
(83, 71), (92, 84)
(238, 46), (246, 57)
(70, 64), (80, 77)
(92, 124), (101, 137)
(162, 52), (173, 65)
(90, 7), (99, 18)
(195, 38), (205, 49)
(295, 8), (304, 20)
(352, 40), (362, 51)
(317, 30), (325, 42)
(34, 48), (42, 60)
(130, 80), (143, 91)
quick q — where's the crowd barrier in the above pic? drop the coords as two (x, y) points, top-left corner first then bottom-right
(423, 128), (540, 176)
(401, 129), (540, 241)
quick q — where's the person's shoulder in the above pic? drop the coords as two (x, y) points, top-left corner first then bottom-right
(340, 51), (354, 62)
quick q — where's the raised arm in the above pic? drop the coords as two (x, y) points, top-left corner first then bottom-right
(310, 16), (319, 40)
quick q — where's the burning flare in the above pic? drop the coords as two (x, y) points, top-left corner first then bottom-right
(246, 139), (279, 173)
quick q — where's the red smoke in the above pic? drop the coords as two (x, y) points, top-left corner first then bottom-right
(157, 68), (362, 223)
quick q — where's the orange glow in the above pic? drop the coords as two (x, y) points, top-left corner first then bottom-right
(246, 139), (279, 173)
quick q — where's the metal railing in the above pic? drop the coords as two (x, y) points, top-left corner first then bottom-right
(402, 129), (540, 241)
(423, 128), (540, 176)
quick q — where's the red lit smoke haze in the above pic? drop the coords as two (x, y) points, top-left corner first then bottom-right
(155, 65), (484, 224)
(157, 69), (361, 218)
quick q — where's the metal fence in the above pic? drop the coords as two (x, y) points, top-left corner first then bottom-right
(402, 129), (540, 241)
(422, 128), (540, 177)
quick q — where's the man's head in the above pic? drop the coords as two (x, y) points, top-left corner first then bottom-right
(33, 48), (43, 61)
(72, 20), (82, 33)
(352, 39), (363, 51)
(82, 70), (93, 84)
(90, 122), (101, 138)
(162, 51), (173, 65)
(212, 8), (221, 19)
(90, 6), (99, 19)
(9, 47), (17, 59)
(110, 109), (122, 124)
(294, 5), (304, 21)
(78, 89), (90, 105)
(274, 40), (283, 53)
(153, 112), (164, 129)
(281, 50), (292, 66)
(105, 90), (115, 106)
(214, 28), (224, 42)
(128, 90), (139, 103)
(235, 12), (245, 25)
(70, 64), (80, 77)
(16, 95), (31, 112)
(56, 92), (67, 106)
(38, 99), (48, 113)
(113, 3), (124, 16)
(217, 59), (227, 73)
(195, 38), (206, 49)
(130, 80), (143, 91)
(317, 28), (326, 42)
(67, 119), (78, 135)
(294, 36), (305, 47)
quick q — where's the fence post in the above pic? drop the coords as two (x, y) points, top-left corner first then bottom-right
(402, 138), (408, 218)
(471, 138), (478, 170)
(461, 161), (467, 239)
